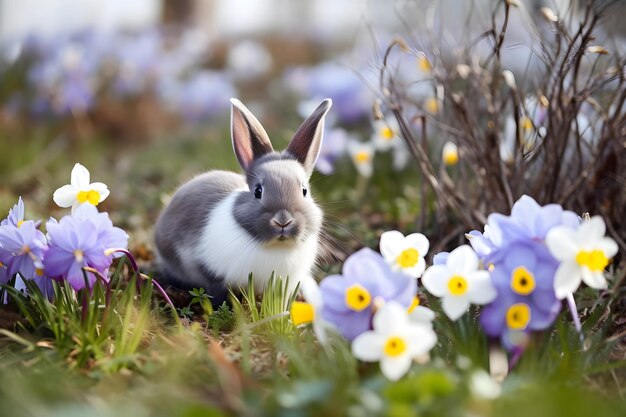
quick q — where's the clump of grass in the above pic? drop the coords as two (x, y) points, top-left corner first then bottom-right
(0, 258), (170, 372)
(230, 273), (299, 335)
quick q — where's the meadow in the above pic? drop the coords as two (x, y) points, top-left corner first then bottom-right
(0, 1), (625, 416)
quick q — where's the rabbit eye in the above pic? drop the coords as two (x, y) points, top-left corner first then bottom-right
(302, 186), (308, 197)
(254, 184), (263, 199)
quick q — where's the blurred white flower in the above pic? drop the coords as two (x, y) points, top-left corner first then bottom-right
(442, 142), (459, 166)
(226, 40), (273, 81)
(371, 119), (400, 151)
(53, 163), (109, 213)
(347, 139), (375, 178)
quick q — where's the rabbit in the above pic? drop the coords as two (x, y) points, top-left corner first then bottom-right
(154, 98), (332, 306)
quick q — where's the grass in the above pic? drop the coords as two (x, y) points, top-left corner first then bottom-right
(0, 257), (624, 417)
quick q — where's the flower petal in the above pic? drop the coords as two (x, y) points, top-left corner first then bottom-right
(467, 271), (497, 305)
(404, 233), (429, 255)
(553, 261), (581, 299)
(447, 245), (478, 275)
(53, 185), (78, 208)
(352, 331), (384, 361)
(380, 355), (412, 381)
(405, 326), (437, 356)
(379, 230), (405, 262)
(546, 227), (579, 261)
(300, 276), (322, 308)
(442, 296), (469, 321)
(421, 265), (449, 297)
(598, 237), (618, 258)
(409, 306), (435, 326)
(71, 163), (90, 189)
(373, 302), (409, 332)
(578, 216), (605, 241)
(581, 268), (607, 290)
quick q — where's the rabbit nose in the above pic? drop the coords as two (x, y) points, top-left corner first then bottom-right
(271, 210), (294, 228)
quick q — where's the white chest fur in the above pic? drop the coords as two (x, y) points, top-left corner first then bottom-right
(192, 191), (318, 292)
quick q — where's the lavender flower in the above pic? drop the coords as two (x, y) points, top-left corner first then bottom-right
(467, 195), (579, 265)
(319, 248), (416, 341)
(1, 197), (25, 227)
(0, 220), (48, 281)
(479, 242), (562, 344)
(43, 205), (128, 291)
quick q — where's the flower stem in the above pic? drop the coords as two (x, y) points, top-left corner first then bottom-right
(566, 293), (584, 345)
(106, 248), (176, 311)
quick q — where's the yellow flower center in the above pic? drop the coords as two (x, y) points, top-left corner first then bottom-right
(510, 266), (536, 296)
(345, 284), (372, 312)
(290, 301), (315, 325)
(418, 55), (432, 73)
(506, 303), (531, 330)
(383, 336), (407, 357)
(73, 249), (84, 263)
(17, 220), (25, 228)
(408, 296), (420, 313)
(521, 116), (533, 132)
(575, 250), (609, 272)
(36, 268), (44, 277)
(381, 126), (395, 140)
(354, 151), (371, 164)
(77, 189), (101, 205)
(447, 275), (468, 296)
(424, 97), (439, 114)
(21, 245), (31, 254)
(396, 248), (419, 269)
(443, 149), (459, 166)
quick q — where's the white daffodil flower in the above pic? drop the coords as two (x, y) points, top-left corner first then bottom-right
(371, 119), (401, 151)
(290, 276), (334, 346)
(421, 245), (496, 321)
(352, 301), (437, 381)
(442, 142), (459, 166)
(546, 216), (618, 299)
(347, 139), (375, 178)
(53, 163), (110, 213)
(380, 230), (429, 278)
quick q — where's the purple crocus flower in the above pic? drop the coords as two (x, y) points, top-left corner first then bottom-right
(0, 220), (48, 282)
(467, 195), (579, 265)
(467, 195), (575, 350)
(480, 241), (562, 344)
(319, 248), (416, 341)
(44, 205), (128, 291)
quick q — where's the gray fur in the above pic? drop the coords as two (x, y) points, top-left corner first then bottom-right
(233, 154), (322, 244)
(154, 171), (245, 285)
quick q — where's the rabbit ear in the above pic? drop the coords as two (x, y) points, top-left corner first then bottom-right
(230, 98), (274, 171)
(286, 98), (332, 177)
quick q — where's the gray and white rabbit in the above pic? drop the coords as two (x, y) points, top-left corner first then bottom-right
(154, 98), (332, 305)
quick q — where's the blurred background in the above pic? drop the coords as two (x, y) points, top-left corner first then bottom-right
(0, 0), (624, 267)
